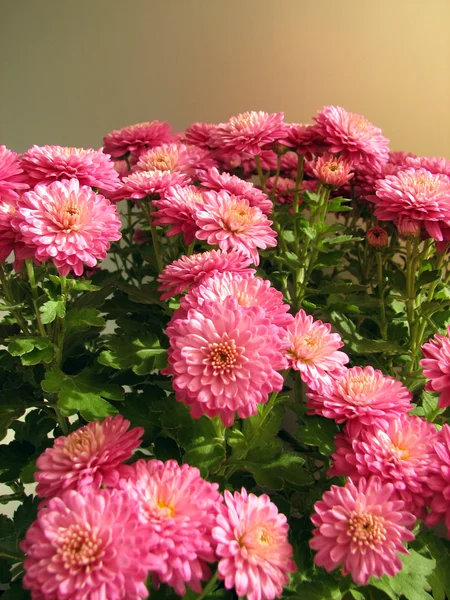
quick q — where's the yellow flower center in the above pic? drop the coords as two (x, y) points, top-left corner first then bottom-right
(58, 524), (101, 571)
(207, 339), (238, 375)
(347, 511), (386, 547)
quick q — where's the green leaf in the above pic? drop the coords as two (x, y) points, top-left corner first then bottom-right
(0, 515), (20, 562)
(246, 453), (313, 490)
(418, 269), (442, 286)
(13, 496), (40, 540)
(65, 307), (105, 331)
(296, 416), (339, 456)
(370, 549), (435, 600)
(351, 339), (405, 355)
(71, 280), (101, 292)
(39, 300), (66, 324)
(2, 581), (31, 599)
(7, 336), (54, 365)
(98, 328), (167, 375)
(0, 557), (11, 583)
(0, 394), (25, 441)
(419, 531), (450, 600)
(183, 439), (225, 476)
(0, 441), (35, 482)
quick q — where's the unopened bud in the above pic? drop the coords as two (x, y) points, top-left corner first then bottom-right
(397, 217), (421, 240)
(366, 226), (388, 248)
(272, 142), (291, 155)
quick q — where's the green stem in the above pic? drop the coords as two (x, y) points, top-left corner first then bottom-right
(139, 200), (163, 273)
(255, 154), (288, 252)
(376, 251), (388, 340)
(197, 571), (219, 600)
(25, 259), (46, 337)
(405, 238), (420, 373)
(254, 155), (267, 193)
(0, 264), (30, 334)
(186, 240), (196, 256)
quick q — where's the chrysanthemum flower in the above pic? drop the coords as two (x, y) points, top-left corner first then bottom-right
(285, 123), (328, 157)
(307, 365), (413, 426)
(134, 142), (216, 179)
(157, 248), (255, 300)
(312, 153), (354, 188)
(265, 176), (298, 204)
(195, 190), (277, 266)
(397, 216), (421, 239)
(152, 185), (205, 244)
(0, 198), (18, 263)
(366, 226), (388, 248)
(21, 488), (153, 600)
(119, 459), (222, 596)
(21, 145), (120, 193)
(176, 271), (293, 328)
(0, 145), (28, 200)
(330, 415), (437, 517)
(103, 120), (172, 159)
(199, 167), (273, 214)
(314, 106), (389, 170)
(184, 121), (215, 149)
(114, 170), (188, 201)
(35, 415), (143, 498)
(374, 168), (450, 241)
(420, 325), (450, 408)
(425, 424), (450, 534)
(405, 155), (450, 178)
(213, 489), (296, 600)
(210, 111), (289, 155)
(164, 297), (287, 426)
(310, 477), (415, 585)
(285, 310), (348, 394)
(12, 179), (122, 276)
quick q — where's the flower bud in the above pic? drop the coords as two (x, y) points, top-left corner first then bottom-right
(397, 217), (421, 240)
(366, 226), (388, 248)
(312, 153), (354, 188)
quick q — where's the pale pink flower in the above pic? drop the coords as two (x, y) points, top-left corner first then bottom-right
(366, 226), (388, 248)
(307, 365), (413, 426)
(421, 325), (450, 408)
(310, 477), (415, 585)
(314, 106), (389, 170)
(184, 121), (214, 149)
(152, 184), (205, 244)
(13, 179), (122, 276)
(0, 197), (18, 263)
(35, 415), (143, 498)
(195, 190), (277, 266)
(119, 459), (222, 596)
(312, 153), (354, 188)
(21, 145), (120, 193)
(164, 297), (287, 426)
(210, 111), (289, 155)
(374, 168), (450, 241)
(199, 167), (273, 214)
(21, 488), (153, 600)
(389, 151), (417, 169)
(280, 152), (300, 178)
(330, 415), (437, 517)
(397, 216), (421, 239)
(157, 249), (255, 300)
(0, 145), (29, 200)
(134, 142), (214, 179)
(213, 489), (296, 600)
(103, 120), (172, 159)
(405, 155), (450, 178)
(176, 271), (293, 328)
(114, 170), (188, 201)
(425, 424), (450, 534)
(285, 310), (348, 394)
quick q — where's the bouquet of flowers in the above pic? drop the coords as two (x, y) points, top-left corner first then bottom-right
(1, 106), (450, 600)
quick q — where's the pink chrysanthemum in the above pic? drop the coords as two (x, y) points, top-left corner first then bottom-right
(307, 365), (413, 427)
(134, 142), (216, 179)
(118, 459), (222, 596)
(0, 145), (29, 200)
(184, 121), (215, 149)
(213, 488), (296, 600)
(425, 424), (450, 534)
(405, 155), (450, 178)
(366, 226), (388, 248)
(0, 197), (18, 263)
(310, 477), (415, 585)
(35, 415), (143, 498)
(103, 120), (172, 159)
(21, 488), (153, 600)
(312, 153), (354, 188)
(21, 145), (120, 193)
(265, 176), (298, 204)
(199, 167), (273, 214)
(210, 111), (289, 156)
(314, 106), (389, 170)
(175, 271), (293, 329)
(164, 296), (287, 426)
(12, 179), (122, 276)
(195, 190), (277, 266)
(397, 216), (421, 239)
(420, 325), (450, 408)
(285, 123), (328, 157)
(374, 168), (450, 241)
(114, 170), (188, 201)
(285, 310), (348, 394)
(157, 249), (255, 300)
(152, 185), (205, 244)
(330, 415), (437, 517)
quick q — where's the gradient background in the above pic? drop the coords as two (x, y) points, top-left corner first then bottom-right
(1, 0), (449, 157)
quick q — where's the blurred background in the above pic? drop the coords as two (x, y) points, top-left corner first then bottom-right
(0, 0), (449, 157)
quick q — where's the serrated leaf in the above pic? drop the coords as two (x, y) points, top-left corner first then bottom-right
(7, 336), (54, 365)
(0, 515), (20, 562)
(0, 394), (25, 442)
(98, 328), (167, 375)
(0, 441), (35, 482)
(296, 416), (339, 455)
(13, 496), (40, 540)
(2, 581), (31, 599)
(370, 549), (434, 600)
(352, 339), (405, 355)
(183, 440), (225, 476)
(39, 300), (66, 324)
(65, 307), (105, 331)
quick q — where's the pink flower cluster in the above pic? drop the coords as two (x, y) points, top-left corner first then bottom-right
(22, 415), (295, 600)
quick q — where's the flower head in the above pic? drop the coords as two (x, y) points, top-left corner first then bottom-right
(134, 142), (216, 179)
(13, 179), (122, 276)
(307, 365), (413, 426)
(405, 155), (450, 178)
(21, 145), (120, 193)
(0, 145), (29, 200)
(285, 310), (348, 394)
(21, 488), (153, 600)
(213, 488), (296, 600)
(420, 325), (450, 408)
(265, 176), (298, 204)
(366, 226), (388, 248)
(210, 111), (289, 155)
(312, 153), (354, 188)
(285, 123), (327, 157)
(35, 415), (143, 498)
(195, 190), (277, 265)
(119, 459), (222, 596)
(114, 170), (188, 201)
(164, 297), (287, 426)
(157, 249), (255, 300)
(152, 185), (204, 244)
(184, 121), (214, 149)
(314, 106), (389, 170)
(374, 168), (450, 241)
(425, 424), (450, 534)
(103, 120), (172, 159)
(0, 197), (18, 263)
(310, 477), (415, 585)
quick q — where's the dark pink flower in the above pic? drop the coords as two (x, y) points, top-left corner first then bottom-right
(425, 424), (450, 534)
(184, 121), (215, 149)
(152, 184), (205, 244)
(421, 325), (450, 408)
(0, 197), (18, 263)
(103, 120), (172, 159)
(114, 170), (188, 201)
(0, 145), (28, 200)
(366, 226), (388, 248)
